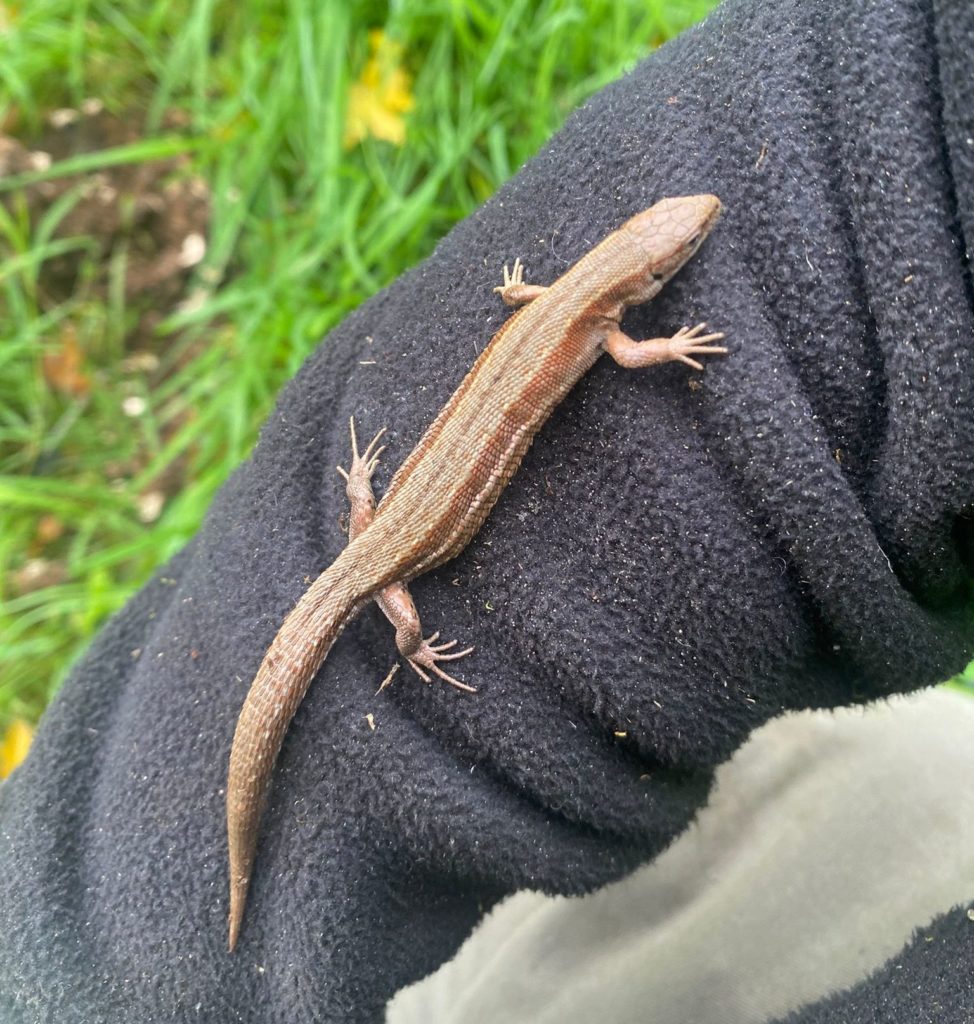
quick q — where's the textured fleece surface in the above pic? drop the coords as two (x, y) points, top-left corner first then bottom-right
(1, 0), (972, 1020)
(389, 688), (974, 1024)
(781, 906), (974, 1024)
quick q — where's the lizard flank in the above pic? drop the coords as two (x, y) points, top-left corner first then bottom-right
(226, 194), (726, 949)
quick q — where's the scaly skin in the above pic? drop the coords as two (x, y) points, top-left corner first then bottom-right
(226, 194), (726, 949)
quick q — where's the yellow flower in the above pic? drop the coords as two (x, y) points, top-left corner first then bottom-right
(0, 719), (33, 779)
(344, 29), (414, 149)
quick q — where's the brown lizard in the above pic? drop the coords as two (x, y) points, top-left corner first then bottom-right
(226, 194), (726, 949)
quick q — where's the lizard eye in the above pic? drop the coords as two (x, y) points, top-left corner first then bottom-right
(651, 272), (665, 281)
(685, 233), (701, 248)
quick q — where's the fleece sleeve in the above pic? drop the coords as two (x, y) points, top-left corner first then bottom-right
(1, 0), (971, 1020)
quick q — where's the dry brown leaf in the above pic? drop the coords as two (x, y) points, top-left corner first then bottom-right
(42, 324), (90, 397)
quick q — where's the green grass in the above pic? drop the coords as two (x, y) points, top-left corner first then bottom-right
(0, 0), (721, 727)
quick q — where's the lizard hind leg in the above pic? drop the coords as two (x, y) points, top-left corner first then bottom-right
(337, 416), (476, 694)
(378, 588), (476, 694)
(337, 416), (387, 536)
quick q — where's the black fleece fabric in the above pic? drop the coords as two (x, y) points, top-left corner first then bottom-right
(2, 0), (973, 1020)
(781, 906), (974, 1024)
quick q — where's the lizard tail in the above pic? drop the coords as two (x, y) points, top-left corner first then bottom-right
(226, 543), (379, 951)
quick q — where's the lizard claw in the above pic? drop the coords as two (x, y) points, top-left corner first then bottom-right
(337, 416), (387, 484)
(668, 323), (727, 371)
(493, 256), (525, 295)
(493, 258), (547, 307)
(405, 633), (477, 693)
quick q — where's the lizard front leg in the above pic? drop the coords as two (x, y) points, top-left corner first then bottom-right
(493, 258), (548, 307)
(604, 322), (727, 370)
(337, 418), (476, 693)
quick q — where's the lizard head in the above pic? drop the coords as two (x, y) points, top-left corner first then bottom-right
(621, 194), (722, 289)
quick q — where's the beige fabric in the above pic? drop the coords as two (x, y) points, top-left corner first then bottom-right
(388, 687), (974, 1024)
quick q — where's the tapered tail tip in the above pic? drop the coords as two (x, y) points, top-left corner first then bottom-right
(228, 876), (247, 952)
